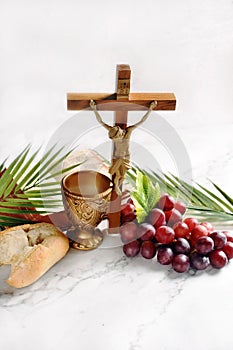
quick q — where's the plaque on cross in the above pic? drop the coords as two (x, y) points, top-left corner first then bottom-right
(67, 64), (176, 234)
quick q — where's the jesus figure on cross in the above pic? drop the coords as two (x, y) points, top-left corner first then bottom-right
(90, 99), (157, 195)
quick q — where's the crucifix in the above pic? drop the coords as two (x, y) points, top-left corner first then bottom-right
(67, 64), (176, 234)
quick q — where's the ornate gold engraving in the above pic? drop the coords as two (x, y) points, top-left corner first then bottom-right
(62, 171), (112, 250)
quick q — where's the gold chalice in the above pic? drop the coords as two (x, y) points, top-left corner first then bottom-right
(62, 170), (112, 250)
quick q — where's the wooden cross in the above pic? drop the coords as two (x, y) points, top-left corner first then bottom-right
(67, 64), (176, 233)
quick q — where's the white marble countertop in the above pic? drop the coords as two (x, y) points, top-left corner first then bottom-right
(0, 122), (232, 350)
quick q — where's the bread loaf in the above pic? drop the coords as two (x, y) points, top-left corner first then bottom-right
(0, 223), (69, 288)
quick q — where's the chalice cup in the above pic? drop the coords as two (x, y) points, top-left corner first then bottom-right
(62, 170), (112, 250)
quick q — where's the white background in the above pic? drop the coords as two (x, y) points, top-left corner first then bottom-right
(0, 0), (232, 185)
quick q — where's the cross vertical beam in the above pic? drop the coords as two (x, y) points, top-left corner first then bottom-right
(108, 64), (131, 233)
(67, 64), (176, 238)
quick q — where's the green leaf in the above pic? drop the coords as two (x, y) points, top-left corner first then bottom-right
(131, 191), (147, 211)
(136, 206), (148, 224)
(0, 145), (30, 197)
(186, 207), (233, 223)
(0, 207), (46, 214)
(0, 215), (31, 224)
(0, 159), (7, 173)
(148, 182), (160, 209)
(19, 145), (59, 191)
(0, 144), (82, 226)
(197, 182), (232, 212)
(1, 198), (61, 209)
(150, 171), (177, 197)
(37, 147), (77, 183)
(3, 146), (31, 197)
(14, 146), (43, 191)
(171, 174), (221, 210)
(211, 181), (233, 207)
(130, 169), (161, 223)
(17, 192), (61, 198)
(39, 181), (61, 187)
(41, 163), (82, 182)
(164, 173), (196, 203)
(131, 192), (148, 223)
(136, 170), (145, 200)
(142, 174), (149, 200)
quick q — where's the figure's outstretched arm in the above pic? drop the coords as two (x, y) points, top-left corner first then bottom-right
(127, 100), (157, 132)
(89, 100), (111, 131)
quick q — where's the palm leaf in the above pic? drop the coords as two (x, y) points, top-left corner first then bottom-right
(0, 215), (31, 225)
(3, 146), (32, 198)
(38, 147), (73, 182)
(171, 174), (224, 210)
(15, 146), (48, 191)
(196, 182), (233, 212)
(210, 181), (233, 207)
(0, 160), (6, 172)
(127, 167), (233, 226)
(0, 145), (30, 197)
(0, 144), (82, 227)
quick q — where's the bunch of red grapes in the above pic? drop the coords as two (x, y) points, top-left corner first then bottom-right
(120, 194), (233, 273)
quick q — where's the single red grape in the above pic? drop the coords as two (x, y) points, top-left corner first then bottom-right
(190, 225), (209, 246)
(121, 203), (136, 223)
(121, 202), (135, 216)
(155, 225), (175, 244)
(140, 241), (156, 259)
(120, 222), (138, 243)
(172, 254), (190, 273)
(210, 231), (227, 250)
(174, 238), (190, 255)
(173, 222), (190, 239)
(209, 250), (228, 269)
(165, 209), (183, 226)
(174, 201), (186, 215)
(195, 236), (214, 255)
(223, 231), (233, 243)
(184, 217), (199, 231)
(157, 194), (175, 211)
(138, 223), (156, 241)
(148, 208), (166, 229)
(222, 242), (233, 259)
(190, 252), (210, 270)
(157, 246), (174, 265)
(123, 240), (140, 257)
(200, 222), (214, 233)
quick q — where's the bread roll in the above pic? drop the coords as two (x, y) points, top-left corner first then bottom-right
(0, 223), (69, 288)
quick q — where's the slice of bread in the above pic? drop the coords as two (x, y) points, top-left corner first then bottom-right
(0, 223), (69, 288)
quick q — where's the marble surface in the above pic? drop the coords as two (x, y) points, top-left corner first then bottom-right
(0, 122), (232, 350)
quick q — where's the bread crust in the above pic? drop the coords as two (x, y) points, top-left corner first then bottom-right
(0, 223), (69, 288)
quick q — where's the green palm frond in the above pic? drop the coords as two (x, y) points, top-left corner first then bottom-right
(127, 167), (233, 225)
(0, 145), (81, 227)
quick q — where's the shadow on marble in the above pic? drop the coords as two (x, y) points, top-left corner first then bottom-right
(0, 265), (15, 295)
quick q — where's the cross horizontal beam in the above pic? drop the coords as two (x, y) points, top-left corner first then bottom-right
(67, 92), (176, 111)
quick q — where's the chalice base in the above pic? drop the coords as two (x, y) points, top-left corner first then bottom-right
(67, 226), (103, 250)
